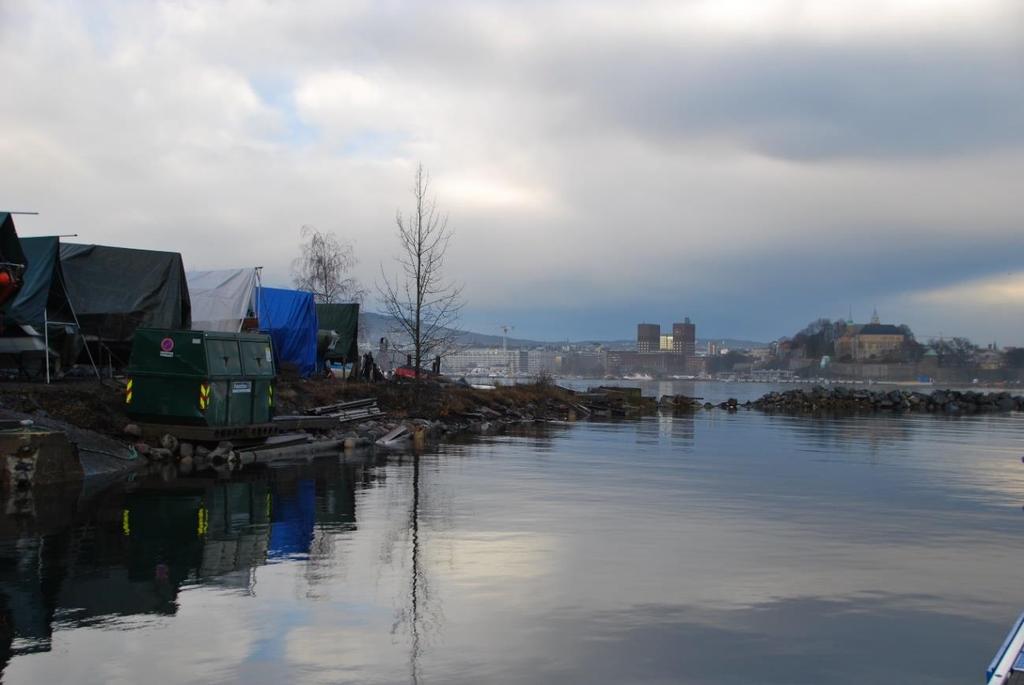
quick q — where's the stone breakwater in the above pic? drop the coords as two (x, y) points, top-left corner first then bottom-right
(743, 387), (1024, 414)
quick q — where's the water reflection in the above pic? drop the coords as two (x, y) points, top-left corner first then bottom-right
(0, 457), (384, 678)
(0, 414), (1023, 683)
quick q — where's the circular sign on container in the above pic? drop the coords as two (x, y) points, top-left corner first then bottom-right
(160, 337), (175, 353)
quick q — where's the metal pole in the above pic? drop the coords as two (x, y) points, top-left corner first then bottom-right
(56, 269), (101, 380)
(44, 308), (50, 384)
(254, 267), (263, 331)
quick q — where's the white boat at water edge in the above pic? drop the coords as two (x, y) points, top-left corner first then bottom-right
(988, 611), (1024, 684)
(622, 373), (653, 381)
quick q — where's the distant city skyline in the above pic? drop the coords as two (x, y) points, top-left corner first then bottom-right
(458, 304), (978, 348)
(2, 1), (1022, 345)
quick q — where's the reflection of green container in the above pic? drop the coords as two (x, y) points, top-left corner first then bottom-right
(126, 328), (276, 426)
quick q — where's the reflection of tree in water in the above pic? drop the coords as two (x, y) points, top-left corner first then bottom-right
(382, 453), (447, 685)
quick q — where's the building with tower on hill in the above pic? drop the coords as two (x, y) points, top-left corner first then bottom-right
(834, 309), (907, 361)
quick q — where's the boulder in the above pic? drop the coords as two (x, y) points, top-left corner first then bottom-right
(211, 440), (233, 457)
(149, 447), (174, 461)
(160, 433), (180, 454)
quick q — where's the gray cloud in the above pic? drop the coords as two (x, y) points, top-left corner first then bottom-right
(575, 44), (1024, 160)
(0, 0), (1022, 342)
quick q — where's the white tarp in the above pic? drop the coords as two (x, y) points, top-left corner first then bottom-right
(186, 268), (257, 332)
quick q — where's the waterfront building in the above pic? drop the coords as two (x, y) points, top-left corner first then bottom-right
(637, 323), (661, 353)
(443, 348), (529, 375)
(685, 355), (708, 376)
(672, 318), (696, 357)
(526, 350), (561, 374)
(561, 350), (605, 376)
(660, 334), (673, 351)
(606, 350), (671, 376)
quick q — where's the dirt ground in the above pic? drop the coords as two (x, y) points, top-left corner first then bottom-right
(276, 373), (577, 420)
(0, 374), (578, 438)
(0, 379), (131, 436)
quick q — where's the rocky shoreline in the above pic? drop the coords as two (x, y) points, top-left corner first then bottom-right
(730, 387), (1024, 414)
(4, 380), (1023, 479)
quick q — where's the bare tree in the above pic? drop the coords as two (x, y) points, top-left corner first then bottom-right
(929, 336), (976, 367)
(379, 164), (463, 379)
(292, 225), (366, 303)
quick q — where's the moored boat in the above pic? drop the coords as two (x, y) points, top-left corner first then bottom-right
(988, 612), (1024, 684)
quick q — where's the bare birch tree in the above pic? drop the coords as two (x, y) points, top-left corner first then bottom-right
(379, 164), (463, 379)
(292, 225), (366, 303)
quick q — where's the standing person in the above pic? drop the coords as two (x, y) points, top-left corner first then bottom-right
(365, 351), (375, 382)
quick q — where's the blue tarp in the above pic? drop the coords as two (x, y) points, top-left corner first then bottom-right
(257, 287), (318, 377)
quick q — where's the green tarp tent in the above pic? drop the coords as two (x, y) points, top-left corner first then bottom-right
(315, 303), (359, 362)
(0, 237), (84, 375)
(59, 243), (191, 342)
(0, 213), (27, 269)
(2, 237), (75, 327)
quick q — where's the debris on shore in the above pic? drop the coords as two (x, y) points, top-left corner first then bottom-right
(0, 377), (597, 476)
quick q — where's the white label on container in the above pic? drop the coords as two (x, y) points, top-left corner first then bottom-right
(192, 338), (201, 344)
(265, 347), (272, 362)
(232, 381), (252, 394)
(159, 351), (174, 358)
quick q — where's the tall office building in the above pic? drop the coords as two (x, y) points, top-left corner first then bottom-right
(672, 318), (696, 357)
(637, 323), (661, 353)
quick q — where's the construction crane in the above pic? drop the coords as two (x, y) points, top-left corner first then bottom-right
(498, 324), (514, 352)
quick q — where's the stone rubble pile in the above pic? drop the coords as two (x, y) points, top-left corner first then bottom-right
(747, 387), (1023, 414)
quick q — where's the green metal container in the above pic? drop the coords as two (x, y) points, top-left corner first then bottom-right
(125, 329), (276, 426)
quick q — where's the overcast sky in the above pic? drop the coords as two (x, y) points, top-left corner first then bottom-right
(1, 0), (1022, 343)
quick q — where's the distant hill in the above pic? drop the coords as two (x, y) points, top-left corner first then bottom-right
(356, 311), (767, 350)
(358, 312), (550, 348)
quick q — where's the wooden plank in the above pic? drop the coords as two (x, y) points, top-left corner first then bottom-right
(307, 397), (378, 415)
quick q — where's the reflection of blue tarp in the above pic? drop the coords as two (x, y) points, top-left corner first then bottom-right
(268, 479), (316, 558)
(257, 287), (318, 377)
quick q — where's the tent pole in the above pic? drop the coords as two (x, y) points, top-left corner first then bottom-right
(56, 269), (101, 381)
(255, 267), (263, 330)
(44, 308), (50, 384)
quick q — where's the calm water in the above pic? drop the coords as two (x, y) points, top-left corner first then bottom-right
(3, 411), (1024, 684)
